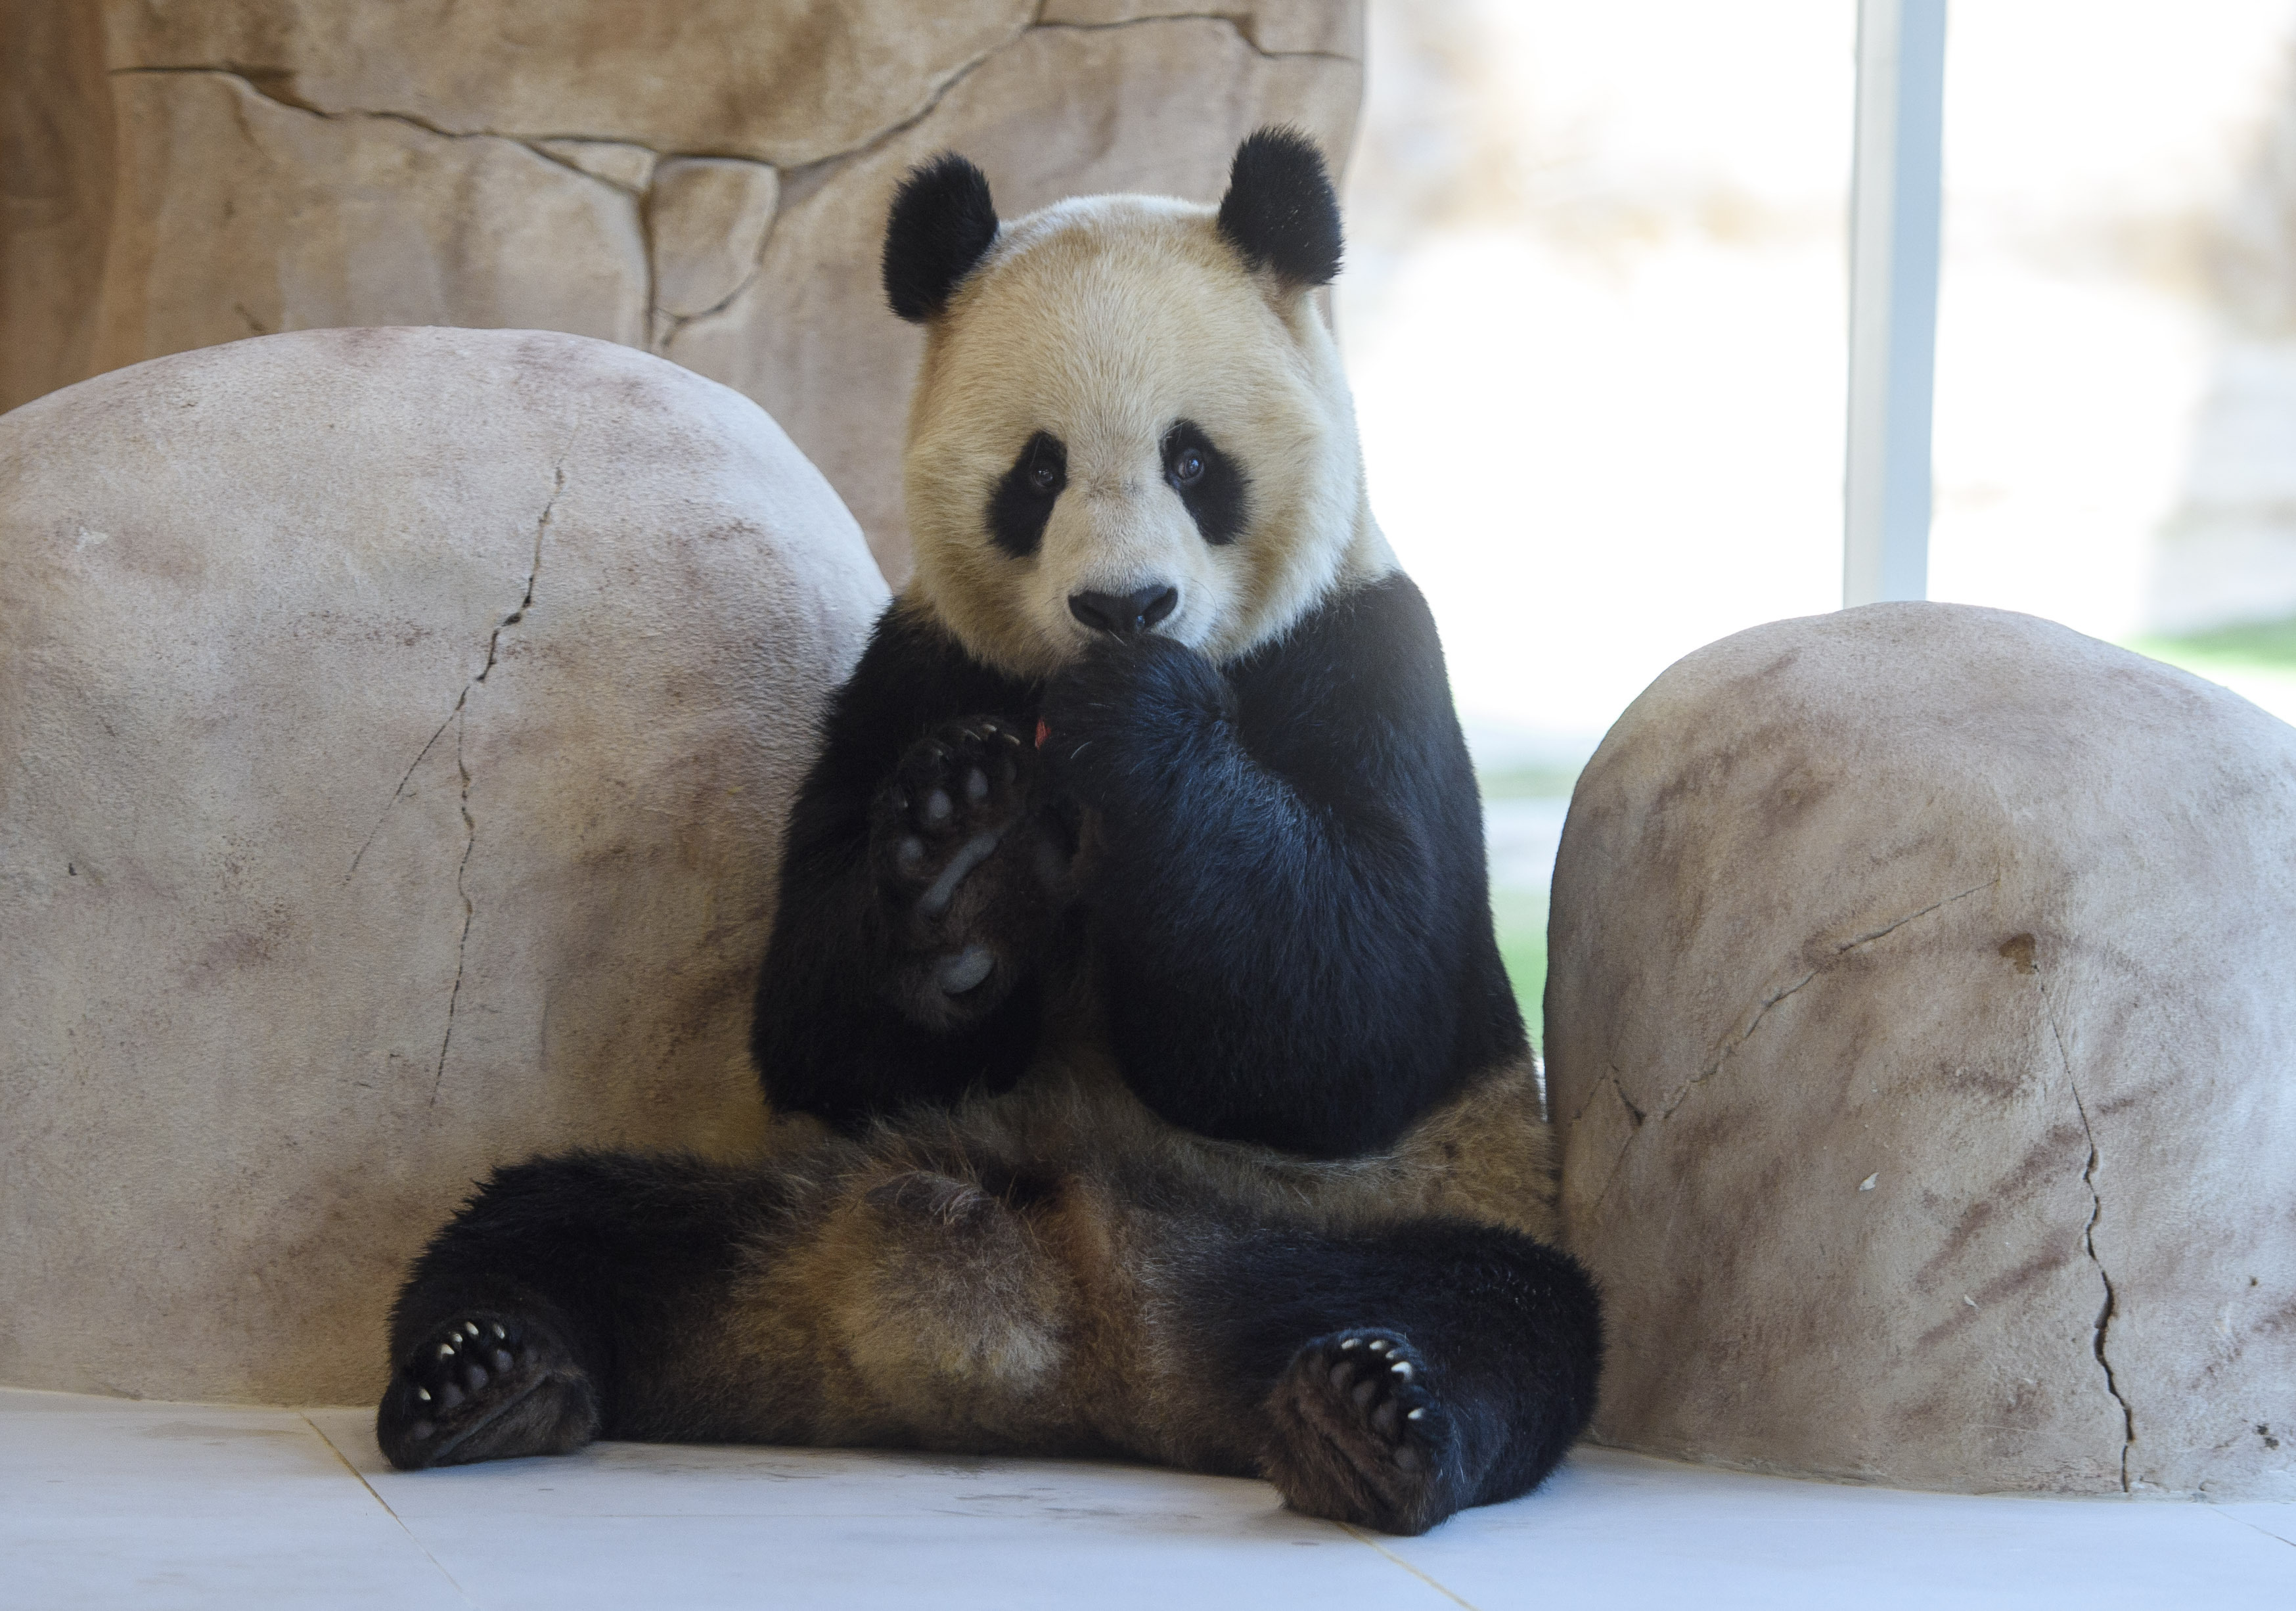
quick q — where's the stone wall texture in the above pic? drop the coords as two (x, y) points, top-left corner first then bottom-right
(1547, 604), (2296, 1498)
(0, 0), (1365, 584)
(0, 327), (888, 1405)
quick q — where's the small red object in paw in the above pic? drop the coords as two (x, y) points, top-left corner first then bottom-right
(1035, 718), (1050, 750)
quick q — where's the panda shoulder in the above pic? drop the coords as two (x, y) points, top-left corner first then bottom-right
(1245, 572), (1450, 719)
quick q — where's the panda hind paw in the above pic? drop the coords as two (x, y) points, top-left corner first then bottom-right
(1263, 1328), (1464, 1535)
(374, 1310), (598, 1471)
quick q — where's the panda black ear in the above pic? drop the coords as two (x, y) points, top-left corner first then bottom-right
(1216, 126), (1343, 287)
(882, 153), (1000, 323)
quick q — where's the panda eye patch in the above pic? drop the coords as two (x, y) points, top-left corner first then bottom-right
(1160, 420), (1248, 545)
(986, 431), (1067, 558)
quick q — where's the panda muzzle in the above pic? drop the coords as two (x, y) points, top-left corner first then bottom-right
(1067, 585), (1178, 637)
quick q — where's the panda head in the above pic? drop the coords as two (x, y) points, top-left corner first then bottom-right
(884, 127), (1392, 679)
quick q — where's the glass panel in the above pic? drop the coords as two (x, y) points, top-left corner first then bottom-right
(1930, 0), (2296, 722)
(1340, 0), (1856, 1032)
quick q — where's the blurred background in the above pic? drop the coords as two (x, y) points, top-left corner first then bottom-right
(1336, 0), (2296, 1028)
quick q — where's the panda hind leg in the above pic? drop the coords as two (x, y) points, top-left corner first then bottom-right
(1199, 1217), (1604, 1535)
(375, 1150), (773, 1472)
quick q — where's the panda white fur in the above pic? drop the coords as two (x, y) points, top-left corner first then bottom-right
(375, 130), (1602, 1536)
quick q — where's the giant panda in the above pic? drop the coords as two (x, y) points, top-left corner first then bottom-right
(374, 129), (1602, 1536)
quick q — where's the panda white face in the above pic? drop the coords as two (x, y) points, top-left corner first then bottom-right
(890, 153), (1392, 681)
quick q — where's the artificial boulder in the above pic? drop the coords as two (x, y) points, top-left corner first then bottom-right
(0, 0), (1362, 583)
(0, 327), (887, 1405)
(1548, 603), (2296, 1498)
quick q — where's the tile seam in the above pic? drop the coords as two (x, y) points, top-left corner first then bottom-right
(2203, 1503), (2296, 1553)
(1334, 1520), (1483, 1609)
(302, 1411), (483, 1608)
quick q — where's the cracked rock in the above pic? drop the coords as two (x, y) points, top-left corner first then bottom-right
(535, 139), (658, 193)
(104, 0), (1039, 164)
(0, 327), (887, 1405)
(1038, 0), (1364, 58)
(1548, 602), (2296, 1498)
(97, 69), (652, 361)
(2, 2), (1362, 587)
(646, 158), (780, 322)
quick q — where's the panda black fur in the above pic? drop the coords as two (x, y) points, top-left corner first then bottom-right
(375, 129), (1603, 1536)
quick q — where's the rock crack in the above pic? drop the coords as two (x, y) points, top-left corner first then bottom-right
(2040, 972), (2136, 1491)
(1584, 877), (2000, 1208)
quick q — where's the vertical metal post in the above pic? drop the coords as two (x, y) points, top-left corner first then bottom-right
(1844, 0), (1947, 607)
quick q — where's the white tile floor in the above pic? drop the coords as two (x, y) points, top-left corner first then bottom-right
(5, 1386), (2291, 1610)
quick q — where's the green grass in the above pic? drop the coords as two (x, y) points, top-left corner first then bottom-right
(1491, 886), (1551, 1049)
(2126, 612), (2296, 677)
(1476, 763), (1578, 1051)
(1476, 762), (1586, 800)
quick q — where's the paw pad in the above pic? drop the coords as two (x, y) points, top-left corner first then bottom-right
(380, 1313), (551, 1460)
(867, 714), (1070, 1025)
(1269, 1326), (1453, 1521)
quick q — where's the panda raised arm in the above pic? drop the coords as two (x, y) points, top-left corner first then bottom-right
(751, 129), (1527, 1158)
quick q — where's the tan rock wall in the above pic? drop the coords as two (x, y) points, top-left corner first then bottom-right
(0, 0), (1364, 583)
(1547, 604), (2296, 1498)
(0, 327), (888, 1405)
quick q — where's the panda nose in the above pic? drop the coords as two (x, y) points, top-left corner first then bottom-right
(1068, 585), (1178, 635)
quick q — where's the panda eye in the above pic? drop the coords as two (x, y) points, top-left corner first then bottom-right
(987, 430), (1068, 558)
(1158, 420), (1248, 545)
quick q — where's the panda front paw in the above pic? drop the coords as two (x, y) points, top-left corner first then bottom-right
(871, 717), (1069, 1027)
(1039, 635), (1235, 813)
